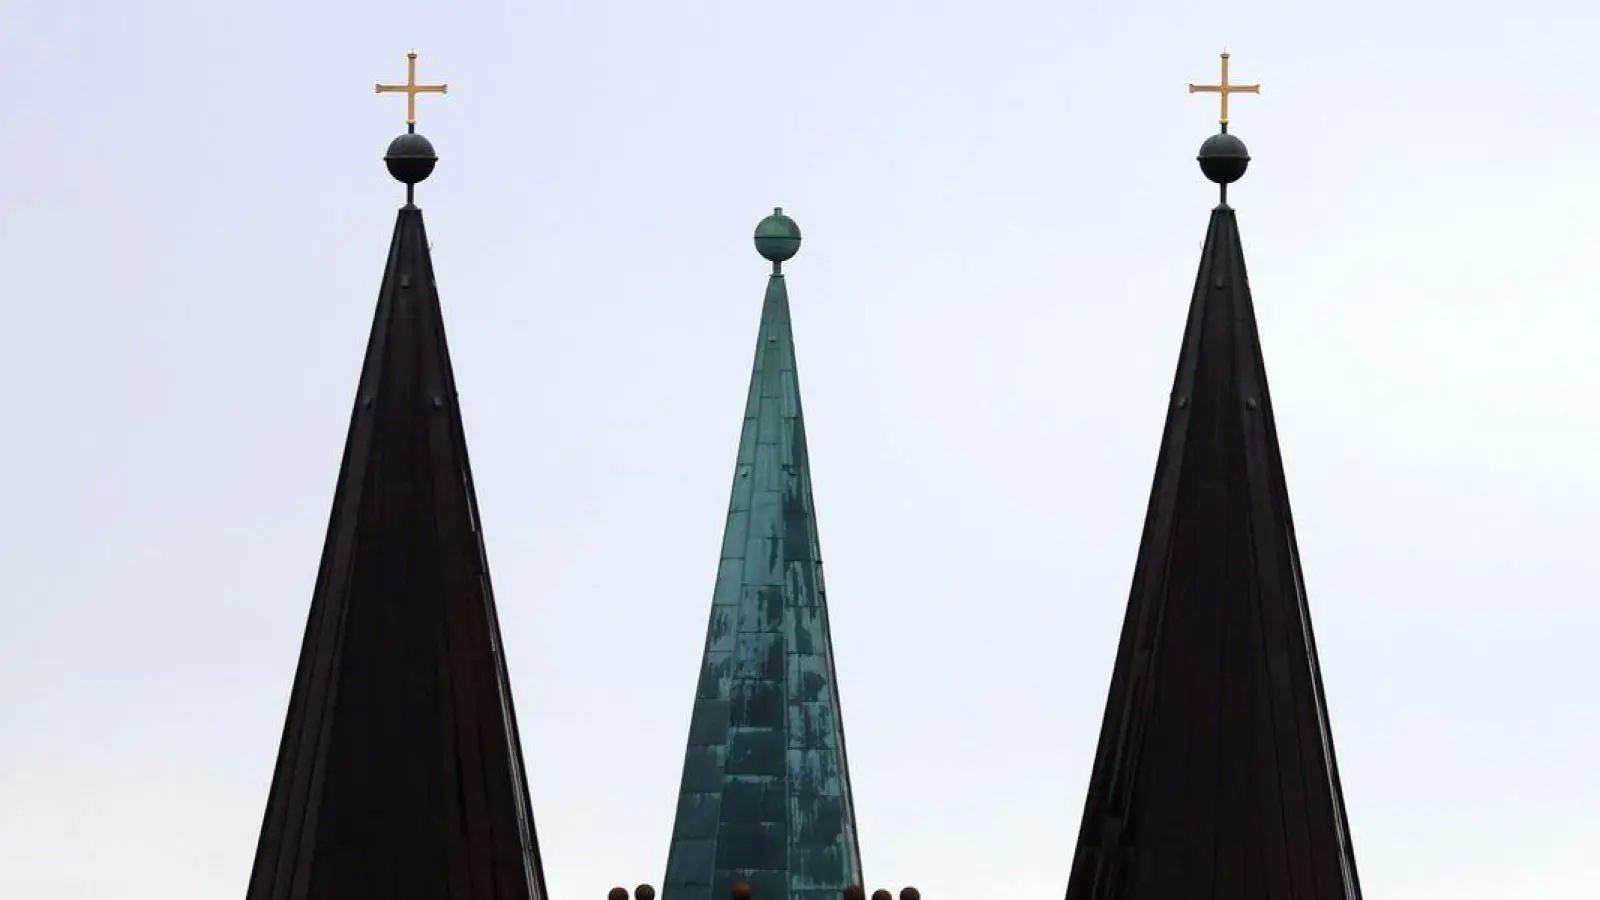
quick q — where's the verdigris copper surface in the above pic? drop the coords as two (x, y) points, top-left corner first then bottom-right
(663, 210), (864, 900)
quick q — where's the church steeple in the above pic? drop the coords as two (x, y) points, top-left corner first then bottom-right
(659, 210), (865, 900)
(244, 55), (550, 900)
(1062, 53), (1364, 900)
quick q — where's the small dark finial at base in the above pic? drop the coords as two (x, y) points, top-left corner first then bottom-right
(900, 888), (921, 900)
(871, 891), (892, 900)
(635, 886), (657, 900)
(608, 888), (629, 900)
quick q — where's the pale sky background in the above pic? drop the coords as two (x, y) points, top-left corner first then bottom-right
(1, 1), (1597, 898)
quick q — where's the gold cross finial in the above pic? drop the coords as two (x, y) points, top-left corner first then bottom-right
(375, 51), (448, 128)
(1188, 51), (1259, 128)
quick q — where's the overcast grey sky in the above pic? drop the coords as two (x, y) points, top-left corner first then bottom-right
(1, 1), (1597, 898)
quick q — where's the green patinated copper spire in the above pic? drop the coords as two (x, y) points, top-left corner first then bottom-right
(662, 210), (864, 900)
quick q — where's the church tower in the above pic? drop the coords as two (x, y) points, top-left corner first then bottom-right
(658, 211), (865, 900)
(244, 54), (551, 900)
(1061, 53), (1364, 900)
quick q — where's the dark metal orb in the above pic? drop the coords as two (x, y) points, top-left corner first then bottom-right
(753, 207), (802, 262)
(731, 883), (753, 900)
(844, 887), (867, 900)
(900, 889), (920, 900)
(871, 891), (892, 900)
(1197, 132), (1250, 185)
(636, 886), (657, 900)
(608, 888), (629, 900)
(385, 132), (438, 184)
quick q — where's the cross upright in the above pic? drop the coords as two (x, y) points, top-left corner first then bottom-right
(376, 51), (448, 130)
(1188, 51), (1260, 130)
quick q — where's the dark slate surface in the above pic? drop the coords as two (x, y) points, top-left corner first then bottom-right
(244, 204), (550, 900)
(663, 270), (864, 900)
(1063, 204), (1363, 900)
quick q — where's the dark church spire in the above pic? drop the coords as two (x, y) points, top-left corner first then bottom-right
(659, 211), (865, 900)
(245, 54), (550, 900)
(1062, 53), (1364, 900)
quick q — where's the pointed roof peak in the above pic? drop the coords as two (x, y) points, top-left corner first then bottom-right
(661, 215), (863, 900)
(1061, 77), (1363, 894)
(246, 82), (549, 899)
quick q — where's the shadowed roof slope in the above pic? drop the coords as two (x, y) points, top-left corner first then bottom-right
(1062, 112), (1364, 900)
(244, 126), (549, 900)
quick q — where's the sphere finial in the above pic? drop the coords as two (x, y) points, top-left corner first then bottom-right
(754, 207), (802, 265)
(635, 886), (657, 900)
(385, 132), (438, 185)
(899, 888), (920, 900)
(608, 888), (629, 900)
(871, 891), (892, 900)
(1197, 131), (1249, 185)
(731, 883), (753, 900)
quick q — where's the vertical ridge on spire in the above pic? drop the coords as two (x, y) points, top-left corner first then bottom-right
(244, 205), (550, 900)
(662, 224), (864, 900)
(1061, 205), (1363, 900)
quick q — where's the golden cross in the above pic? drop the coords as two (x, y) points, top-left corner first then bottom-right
(1188, 51), (1259, 128)
(375, 51), (448, 127)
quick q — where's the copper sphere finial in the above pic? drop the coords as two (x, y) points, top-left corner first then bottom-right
(731, 883), (753, 900)
(871, 891), (892, 900)
(636, 886), (657, 900)
(900, 888), (921, 900)
(844, 886), (867, 900)
(609, 888), (629, 900)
